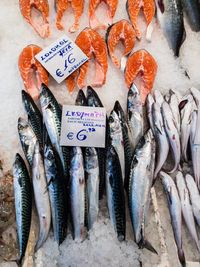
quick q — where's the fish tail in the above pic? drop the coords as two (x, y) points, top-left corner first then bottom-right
(138, 238), (157, 254)
(178, 248), (186, 267)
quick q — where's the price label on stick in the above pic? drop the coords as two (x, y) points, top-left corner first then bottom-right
(35, 35), (88, 83)
(60, 105), (106, 148)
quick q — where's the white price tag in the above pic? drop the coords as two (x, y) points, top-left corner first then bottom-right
(35, 36), (88, 83)
(60, 105), (106, 148)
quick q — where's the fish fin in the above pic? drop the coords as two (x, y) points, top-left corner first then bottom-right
(178, 248), (186, 267)
(138, 237), (157, 254)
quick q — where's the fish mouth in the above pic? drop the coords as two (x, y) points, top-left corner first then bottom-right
(113, 101), (121, 113)
(40, 84), (51, 108)
(14, 153), (23, 167)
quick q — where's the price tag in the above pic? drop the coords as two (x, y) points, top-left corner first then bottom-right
(35, 35), (88, 83)
(60, 105), (106, 148)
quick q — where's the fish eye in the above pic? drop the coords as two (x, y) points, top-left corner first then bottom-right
(109, 116), (114, 123)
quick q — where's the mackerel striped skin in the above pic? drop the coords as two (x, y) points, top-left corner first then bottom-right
(106, 145), (126, 241)
(87, 86), (108, 199)
(40, 84), (70, 180)
(22, 90), (43, 148)
(18, 117), (37, 167)
(85, 147), (100, 230)
(44, 143), (67, 245)
(13, 153), (32, 264)
(114, 101), (132, 191)
(129, 130), (156, 251)
(70, 147), (85, 240)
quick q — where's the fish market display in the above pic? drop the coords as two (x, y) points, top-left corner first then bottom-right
(129, 130), (156, 252)
(32, 141), (51, 250)
(161, 171), (185, 267)
(127, 83), (143, 150)
(22, 90), (44, 149)
(84, 147), (100, 229)
(70, 146), (85, 240)
(19, 0), (50, 38)
(66, 28), (108, 93)
(106, 20), (135, 68)
(155, 0), (185, 56)
(161, 101), (180, 173)
(126, 0), (155, 40)
(182, 0), (200, 32)
(44, 141), (67, 245)
(13, 154), (32, 264)
(125, 50), (157, 104)
(176, 171), (200, 252)
(185, 174), (200, 226)
(18, 117), (37, 167)
(55, 0), (84, 32)
(106, 145), (125, 241)
(180, 94), (196, 162)
(109, 110), (125, 183)
(19, 45), (49, 100)
(89, 0), (118, 29)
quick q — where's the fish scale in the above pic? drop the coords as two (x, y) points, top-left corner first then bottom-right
(13, 154), (32, 264)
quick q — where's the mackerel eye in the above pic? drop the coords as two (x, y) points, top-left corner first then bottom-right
(18, 124), (24, 131)
(47, 152), (53, 161)
(109, 117), (114, 123)
(85, 149), (90, 157)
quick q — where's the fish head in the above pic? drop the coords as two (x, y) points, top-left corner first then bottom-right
(40, 83), (52, 110)
(114, 101), (125, 122)
(13, 153), (24, 179)
(86, 86), (103, 107)
(44, 144), (54, 168)
(18, 117), (29, 134)
(109, 110), (121, 134)
(75, 90), (87, 106)
(85, 147), (98, 170)
(127, 83), (142, 112)
(22, 90), (35, 113)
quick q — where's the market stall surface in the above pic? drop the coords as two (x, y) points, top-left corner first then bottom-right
(0, 1), (200, 266)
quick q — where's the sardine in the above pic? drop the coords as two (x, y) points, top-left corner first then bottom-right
(44, 142), (67, 245)
(168, 90), (181, 134)
(180, 94), (196, 161)
(146, 93), (155, 135)
(127, 83), (143, 150)
(152, 102), (169, 179)
(70, 147), (85, 240)
(32, 141), (51, 250)
(156, 0), (185, 57)
(182, 0), (200, 32)
(114, 101), (133, 191)
(18, 117), (37, 166)
(22, 90), (43, 148)
(109, 110), (125, 183)
(13, 154), (32, 264)
(84, 147), (99, 230)
(106, 145), (125, 241)
(185, 174), (200, 226)
(87, 86), (107, 199)
(161, 101), (180, 173)
(160, 171), (185, 267)
(176, 171), (200, 252)
(129, 130), (156, 253)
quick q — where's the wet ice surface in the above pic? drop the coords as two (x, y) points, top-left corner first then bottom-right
(0, 0), (200, 266)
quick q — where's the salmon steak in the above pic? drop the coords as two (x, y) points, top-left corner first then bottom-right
(18, 45), (49, 100)
(66, 28), (108, 93)
(55, 0), (84, 33)
(19, 0), (50, 38)
(125, 49), (157, 104)
(126, 0), (155, 40)
(106, 19), (135, 68)
(89, 0), (118, 29)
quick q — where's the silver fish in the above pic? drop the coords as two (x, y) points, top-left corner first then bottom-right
(127, 83), (143, 150)
(185, 174), (200, 226)
(168, 90), (181, 134)
(160, 171), (185, 267)
(152, 102), (169, 179)
(154, 89), (164, 106)
(182, 0), (200, 32)
(161, 101), (180, 173)
(85, 147), (99, 230)
(146, 93), (155, 135)
(109, 110), (125, 182)
(176, 171), (200, 252)
(32, 141), (51, 251)
(129, 130), (156, 253)
(18, 117), (37, 166)
(70, 147), (85, 240)
(156, 0), (185, 57)
(180, 94), (196, 161)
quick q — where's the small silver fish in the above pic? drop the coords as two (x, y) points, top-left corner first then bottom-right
(168, 90), (181, 134)
(32, 141), (51, 251)
(161, 101), (180, 173)
(176, 171), (200, 252)
(185, 174), (200, 226)
(160, 171), (185, 267)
